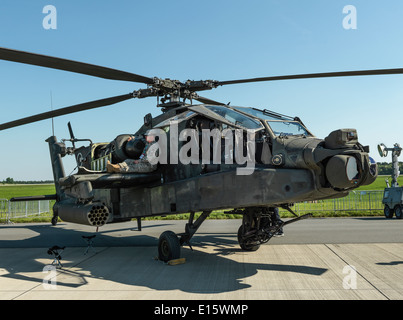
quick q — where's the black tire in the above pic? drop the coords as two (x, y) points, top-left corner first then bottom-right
(395, 205), (403, 219)
(384, 205), (394, 219)
(158, 231), (181, 262)
(51, 216), (58, 226)
(237, 226), (260, 251)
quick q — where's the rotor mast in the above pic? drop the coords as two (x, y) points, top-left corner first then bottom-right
(132, 78), (220, 108)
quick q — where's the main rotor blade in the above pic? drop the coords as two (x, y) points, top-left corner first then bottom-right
(194, 95), (226, 105)
(0, 93), (133, 131)
(0, 47), (154, 84)
(217, 68), (403, 86)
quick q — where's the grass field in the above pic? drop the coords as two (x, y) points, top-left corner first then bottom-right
(0, 184), (56, 200)
(356, 175), (403, 191)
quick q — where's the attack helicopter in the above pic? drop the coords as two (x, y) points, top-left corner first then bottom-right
(0, 47), (384, 262)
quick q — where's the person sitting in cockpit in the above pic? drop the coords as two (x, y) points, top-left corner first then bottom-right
(107, 131), (157, 173)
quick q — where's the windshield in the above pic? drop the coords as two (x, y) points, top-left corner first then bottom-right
(205, 105), (263, 130)
(267, 120), (310, 137)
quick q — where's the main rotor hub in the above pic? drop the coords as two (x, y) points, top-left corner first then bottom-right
(132, 78), (219, 107)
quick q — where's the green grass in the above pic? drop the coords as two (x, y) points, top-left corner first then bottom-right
(356, 175), (403, 191)
(0, 184), (55, 200)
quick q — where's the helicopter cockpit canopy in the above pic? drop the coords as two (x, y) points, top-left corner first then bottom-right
(155, 105), (264, 132)
(203, 105), (263, 130)
(154, 110), (197, 128)
(231, 107), (313, 138)
(154, 104), (312, 140)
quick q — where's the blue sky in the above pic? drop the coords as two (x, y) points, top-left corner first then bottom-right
(0, 0), (402, 180)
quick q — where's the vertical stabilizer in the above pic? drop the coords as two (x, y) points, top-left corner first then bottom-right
(46, 136), (66, 201)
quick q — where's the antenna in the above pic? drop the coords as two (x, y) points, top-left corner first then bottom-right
(67, 121), (76, 148)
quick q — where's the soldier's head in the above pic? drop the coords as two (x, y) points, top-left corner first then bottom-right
(144, 130), (156, 143)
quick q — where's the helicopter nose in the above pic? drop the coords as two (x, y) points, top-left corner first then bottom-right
(325, 155), (359, 188)
(301, 129), (378, 189)
(323, 152), (378, 189)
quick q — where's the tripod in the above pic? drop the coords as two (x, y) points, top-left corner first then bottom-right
(47, 245), (65, 268)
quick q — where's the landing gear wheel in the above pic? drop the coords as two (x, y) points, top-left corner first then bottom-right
(51, 216), (58, 226)
(384, 205), (394, 219)
(158, 231), (181, 262)
(395, 205), (403, 219)
(237, 226), (260, 251)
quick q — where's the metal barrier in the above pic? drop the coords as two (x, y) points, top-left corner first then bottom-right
(284, 190), (384, 214)
(0, 199), (53, 223)
(8, 200), (51, 218)
(0, 199), (8, 222)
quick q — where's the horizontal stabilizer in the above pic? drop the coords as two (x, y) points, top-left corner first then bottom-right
(10, 194), (57, 202)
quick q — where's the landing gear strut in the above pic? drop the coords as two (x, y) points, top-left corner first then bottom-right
(157, 211), (211, 262)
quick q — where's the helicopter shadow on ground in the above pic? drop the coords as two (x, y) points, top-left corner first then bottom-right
(92, 247), (328, 294)
(0, 222), (174, 248)
(0, 222), (161, 280)
(0, 223), (328, 294)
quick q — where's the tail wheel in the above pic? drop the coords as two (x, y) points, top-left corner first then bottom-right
(158, 231), (181, 262)
(51, 215), (58, 226)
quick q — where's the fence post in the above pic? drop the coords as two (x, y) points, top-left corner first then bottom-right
(5, 199), (8, 223)
(6, 199), (11, 224)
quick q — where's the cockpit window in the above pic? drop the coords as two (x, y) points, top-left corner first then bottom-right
(205, 105), (263, 130)
(231, 106), (312, 137)
(155, 111), (196, 128)
(267, 120), (310, 137)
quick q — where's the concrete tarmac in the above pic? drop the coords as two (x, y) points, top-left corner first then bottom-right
(1, 218), (403, 300)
